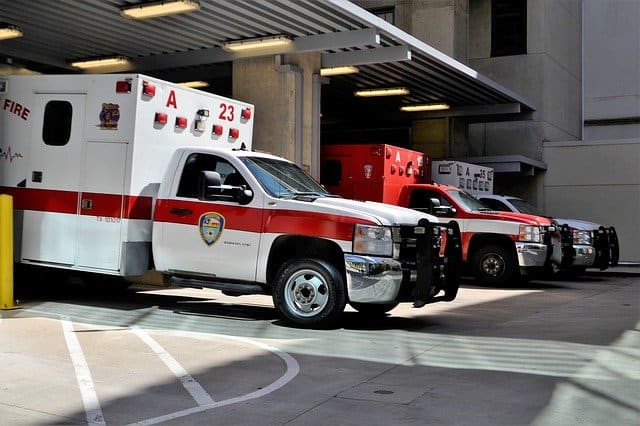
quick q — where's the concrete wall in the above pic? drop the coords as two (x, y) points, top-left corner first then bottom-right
(543, 139), (640, 262)
(468, 0), (582, 163)
(583, 0), (640, 141)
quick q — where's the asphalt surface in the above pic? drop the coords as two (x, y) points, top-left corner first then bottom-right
(1, 268), (638, 425)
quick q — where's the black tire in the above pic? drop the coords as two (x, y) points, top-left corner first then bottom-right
(350, 302), (399, 317)
(471, 244), (517, 285)
(272, 258), (346, 328)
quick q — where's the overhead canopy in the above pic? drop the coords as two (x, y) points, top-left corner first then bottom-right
(0, 0), (535, 115)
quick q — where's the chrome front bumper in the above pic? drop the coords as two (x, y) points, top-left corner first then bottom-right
(572, 244), (596, 267)
(515, 242), (549, 267)
(344, 254), (403, 303)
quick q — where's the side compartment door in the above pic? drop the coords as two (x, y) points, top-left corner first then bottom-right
(156, 153), (262, 282)
(76, 141), (128, 271)
(21, 94), (86, 265)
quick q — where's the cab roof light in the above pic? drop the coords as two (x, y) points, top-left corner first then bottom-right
(241, 108), (252, 120)
(154, 112), (168, 124)
(142, 81), (156, 97)
(116, 80), (132, 93)
(194, 119), (206, 132)
(120, 0), (200, 20)
(197, 109), (209, 117)
(212, 125), (223, 136)
(175, 116), (188, 129)
(229, 128), (240, 139)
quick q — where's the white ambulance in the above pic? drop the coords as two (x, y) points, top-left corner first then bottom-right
(0, 74), (461, 327)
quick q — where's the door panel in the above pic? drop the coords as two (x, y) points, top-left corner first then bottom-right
(76, 141), (127, 270)
(21, 94), (86, 264)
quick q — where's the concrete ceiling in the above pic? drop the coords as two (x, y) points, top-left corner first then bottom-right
(0, 0), (535, 117)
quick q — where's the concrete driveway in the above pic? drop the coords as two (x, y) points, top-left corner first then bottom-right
(1, 268), (638, 425)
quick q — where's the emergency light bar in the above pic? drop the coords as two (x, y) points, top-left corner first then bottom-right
(120, 0), (200, 20)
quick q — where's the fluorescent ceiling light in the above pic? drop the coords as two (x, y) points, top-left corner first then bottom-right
(320, 66), (359, 77)
(222, 35), (292, 52)
(400, 103), (450, 112)
(0, 24), (23, 41)
(354, 87), (409, 97)
(69, 56), (131, 69)
(121, 0), (200, 20)
(179, 80), (209, 88)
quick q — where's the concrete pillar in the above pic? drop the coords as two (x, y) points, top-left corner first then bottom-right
(232, 53), (321, 177)
(396, 0), (469, 63)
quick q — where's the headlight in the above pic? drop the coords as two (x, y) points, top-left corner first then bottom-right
(572, 229), (593, 245)
(353, 224), (393, 256)
(518, 225), (542, 243)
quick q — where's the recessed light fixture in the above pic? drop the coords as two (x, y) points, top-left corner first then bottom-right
(0, 23), (23, 41)
(222, 35), (293, 52)
(179, 80), (209, 88)
(120, 0), (200, 20)
(354, 87), (409, 97)
(320, 66), (359, 77)
(400, 103), (450, 112)
(69, 56), (131, 69)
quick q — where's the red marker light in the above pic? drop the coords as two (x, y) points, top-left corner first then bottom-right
(212, 125), (223, 136)
(116, 81), (131, 93)
(370, 146), (382, 156)
(142, 81), (156, 96)
(385, 147), (392, 159)
(154, 112), (168, 124)
(241, 108), (252, 119)
(229, 128), (239, 138)
(175, 117), (188, 128)
(390, 165), (396, 174)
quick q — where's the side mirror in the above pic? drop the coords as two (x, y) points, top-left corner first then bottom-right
(232, 187), (254, 205)
(198, 171), (222, 200)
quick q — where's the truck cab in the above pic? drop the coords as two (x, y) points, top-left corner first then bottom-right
(398, 184), (562, 283)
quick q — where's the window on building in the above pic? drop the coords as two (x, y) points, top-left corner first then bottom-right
(42, 100), (72, 146)
(371, 7), (394, 24)
(491, 0), (527, 57)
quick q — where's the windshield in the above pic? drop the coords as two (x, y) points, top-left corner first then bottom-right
(446, 189), (492, 212)
(510, 198), (542, 215)
(241, 156), (330, 199)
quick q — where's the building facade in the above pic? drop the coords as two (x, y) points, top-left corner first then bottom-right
(354, 0), (639, 262)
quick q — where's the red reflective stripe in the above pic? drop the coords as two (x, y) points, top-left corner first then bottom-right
(154, 198), (374, 241)
(1, 187), (153, 219)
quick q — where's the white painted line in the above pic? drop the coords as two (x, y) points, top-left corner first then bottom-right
(60, 316), (105, 425)
(129, 334), (300, 426)
(132, 326), (215, 406)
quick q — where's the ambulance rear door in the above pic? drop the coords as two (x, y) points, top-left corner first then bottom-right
(21, 93), (86, 265)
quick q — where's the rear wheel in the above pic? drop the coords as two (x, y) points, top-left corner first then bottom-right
(273, 259), (346, 328)
(471, 244), (517, 285)
(350, 302), (399, 317)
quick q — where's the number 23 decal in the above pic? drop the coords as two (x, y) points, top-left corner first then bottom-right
(219, 103), (235, 121)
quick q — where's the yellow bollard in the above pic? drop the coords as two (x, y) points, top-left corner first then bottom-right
(0, 194), (19, 310)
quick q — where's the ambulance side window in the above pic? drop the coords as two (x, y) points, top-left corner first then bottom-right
(42, 101), (72, 146)
(177, 153), (246, 198)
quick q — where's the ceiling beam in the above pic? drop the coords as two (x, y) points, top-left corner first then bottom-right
(135, 28), (380, 71)
(321, 45), (411, 68)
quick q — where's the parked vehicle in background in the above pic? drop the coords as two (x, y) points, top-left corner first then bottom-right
(477, 194), (619, 271)
(321, 144), (565, 285)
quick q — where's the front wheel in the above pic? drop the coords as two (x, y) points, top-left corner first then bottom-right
(272, 259), (346, 328)
(471, 244), (517, 285)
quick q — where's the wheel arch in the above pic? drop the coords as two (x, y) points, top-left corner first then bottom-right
(467, 233), (517, 261)
(266, 235), (346, 288)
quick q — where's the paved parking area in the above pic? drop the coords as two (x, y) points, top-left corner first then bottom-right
(1, 268), (638, 425)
